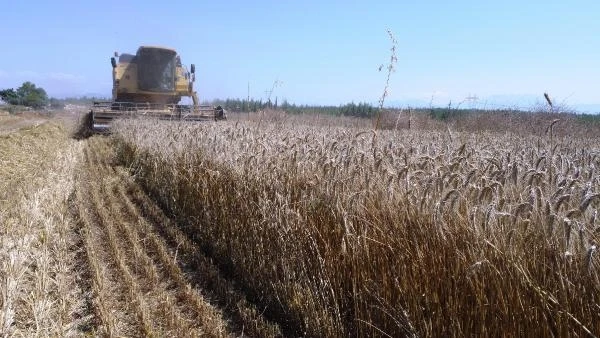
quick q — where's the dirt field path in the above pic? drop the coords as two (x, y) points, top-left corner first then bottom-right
(72, 136), (282, 337)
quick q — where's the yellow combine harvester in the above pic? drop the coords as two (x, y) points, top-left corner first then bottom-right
(90, 46), (225, 131)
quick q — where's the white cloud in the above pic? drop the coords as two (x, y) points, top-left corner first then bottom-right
(47, 72), (84, 82)
(0, 70), (89, 97)
(10, 70), (84, 83)
(15, 70), (41, 79)
(0, 70), (85, 84)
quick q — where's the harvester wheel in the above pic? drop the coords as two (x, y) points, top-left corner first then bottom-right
(215, 105), (226, 120)
(72, 111), (94, 139)
(88, 111), (94, 130)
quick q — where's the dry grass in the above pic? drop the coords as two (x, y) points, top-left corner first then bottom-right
(0, 114), (49, 135)
(1, 110), (597, 336)
(0, 121), (86, 336)
(113, 114), (600, 337)
(1, 112), (286, 336)
(69, 134), (284, 337)
(72, 136), (230, 336)
(380, 109), (600, 139)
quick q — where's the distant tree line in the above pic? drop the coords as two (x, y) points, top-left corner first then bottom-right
(0, 81), (111, 111)
(211, 98), (380, 118)
(0, 82), (49, 109)
(59, 96), (110, 105)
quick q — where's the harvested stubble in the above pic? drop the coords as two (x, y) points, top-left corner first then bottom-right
(0, 122), (86, 336)
(73, 136), (236, 337)
(114, 116), (600, 337)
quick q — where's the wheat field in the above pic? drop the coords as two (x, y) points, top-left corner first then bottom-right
(0, 116), (282, 337)
(113, 112), (600, 337)
(0, 112), (598, 337)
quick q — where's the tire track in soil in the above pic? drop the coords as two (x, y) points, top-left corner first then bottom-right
(72, 136), (283, 337)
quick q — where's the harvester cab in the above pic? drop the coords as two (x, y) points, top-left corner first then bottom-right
(90, 46), (226, 131)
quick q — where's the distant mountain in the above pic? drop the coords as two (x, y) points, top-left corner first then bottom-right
(572, 104), (600, 114)
(385, 95), (599, 114)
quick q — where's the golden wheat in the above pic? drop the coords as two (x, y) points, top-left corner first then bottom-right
(113, 114), (600, 336)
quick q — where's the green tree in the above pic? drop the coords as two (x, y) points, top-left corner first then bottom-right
(16, 81), (48, 108)
(0, 88), (19, 105)
(0, 82), (49, 108)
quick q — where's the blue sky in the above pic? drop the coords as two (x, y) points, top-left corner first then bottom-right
(0, 0), (598, 111)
